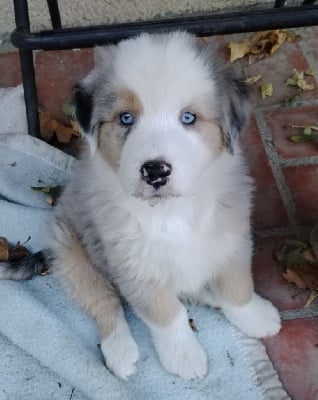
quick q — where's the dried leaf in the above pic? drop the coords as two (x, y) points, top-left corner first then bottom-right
(260, 83), (273, 99)
(189, 318), (198, 332)
(250, 30), (287, 57)
(39, 110), (79, 144)
(274, 239), (318, 291)
(244, 75), (262, 85)
(61, 103), (75, 118)
(31, 185), (63, 196)
(289, 134), (316, 143)
(274, 239), (309, 267)
(8, 242), (31, 262)
(290, 124), (318, 132)
(40, 269), (50, 276)
(304, 290), (318, 307)
(299, 81), (314, 91)
(283, 264), (318, 290)
(31, 185), (63, 206)
(228, 39), (251, 63)
(303, 127), (312, 136)
(0, 237), (9, 262)
(305, 67), (314, 76)
(229, 29), (298, 64)
(286, 69), (314, 91)
(285, 30), (302, 42)
(286, 77), (299, 86)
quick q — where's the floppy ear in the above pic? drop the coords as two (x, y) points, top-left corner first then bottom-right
(73, 83), (94, 133)
(219, 74), (251, 154)
(72, 45), (117, 135)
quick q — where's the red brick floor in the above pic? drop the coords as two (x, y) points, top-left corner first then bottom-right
(1, 25), (318, 400)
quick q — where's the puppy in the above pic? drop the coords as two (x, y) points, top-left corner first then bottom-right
(1, 32), (281, 380)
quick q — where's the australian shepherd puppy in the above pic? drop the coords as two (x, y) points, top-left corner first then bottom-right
(1, 32), (281, 380)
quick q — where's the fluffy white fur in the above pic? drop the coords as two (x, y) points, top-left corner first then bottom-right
(50, 32), (281, 380)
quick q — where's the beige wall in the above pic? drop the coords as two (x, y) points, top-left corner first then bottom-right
(1, 0), (304, 50)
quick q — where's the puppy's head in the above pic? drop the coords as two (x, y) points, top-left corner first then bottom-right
(74, 32), (250, 200)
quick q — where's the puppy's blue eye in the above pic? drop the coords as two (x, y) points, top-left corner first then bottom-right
(120, 112), (134, 126)
(181, 111), (196, 125)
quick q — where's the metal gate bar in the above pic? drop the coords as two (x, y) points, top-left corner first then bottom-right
(11, 0), (318, 137)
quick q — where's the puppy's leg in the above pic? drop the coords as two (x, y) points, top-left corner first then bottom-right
(120, 281), (207, 379)
(206, 249), (281, 338)
(52, 225), (139, 380)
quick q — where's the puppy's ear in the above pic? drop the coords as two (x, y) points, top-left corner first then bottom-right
(200, 41), (251, 153)
(73, 83), (94, 133)
(219, 74), (251, 154)
(73, 45), (116, 134)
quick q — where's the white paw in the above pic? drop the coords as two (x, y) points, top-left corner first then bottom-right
(101, 312), (139, 380)
(151, 309), (208, 379)
(223, 293), (281, 339)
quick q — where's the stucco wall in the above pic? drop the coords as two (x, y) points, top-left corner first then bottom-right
(1, 1), (277, 49)
(1, 1), (305, 51)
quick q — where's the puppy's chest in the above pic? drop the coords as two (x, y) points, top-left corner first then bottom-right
(123, 210), (227, 293)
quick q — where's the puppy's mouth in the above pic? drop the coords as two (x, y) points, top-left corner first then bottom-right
(133, 184), (176, 201)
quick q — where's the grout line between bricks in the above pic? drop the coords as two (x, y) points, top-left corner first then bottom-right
(255, 226), (294, 238)
(256, 98), (318, 112)
(254, 109), (299, 228)
(280, 156), (318, 167)
(280, 308), (318, 321)
(255, 224), (312, 239)
(298, 28), (318, 78)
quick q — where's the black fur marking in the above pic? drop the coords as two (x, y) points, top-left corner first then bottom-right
(0, 250), (52, 281)
(73, 85), (94, 133)
(230, 79), (249, 134)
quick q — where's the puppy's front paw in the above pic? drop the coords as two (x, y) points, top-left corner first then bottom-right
(223, 293), (281, 339)
(151, 310), (208, 379)
(156, 333), (208, 379)
(101, 313), (139, 380)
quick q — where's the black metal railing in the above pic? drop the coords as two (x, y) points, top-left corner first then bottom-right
(11, 0), (318, 137)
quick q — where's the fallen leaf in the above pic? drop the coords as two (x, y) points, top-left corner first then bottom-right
(285, 30), (302, 42)
(40, 269), (50, 276)
(304, 290), (318, 307)
(274, 238), (318, 291)
(0, 237), (9, 261)
(289, 125), (318, 143)
(283, 264), (318, 290)
(274, 239), (309, 267)
(228, 39), (251, 63)
(289, 134), (316, 143)
(250, 30), (287, 56)
(305, 67), (314, 76)
(304, 127), (313, 136)
(61, 103), (75, 118)
(39, 110), (78, 144)
(260, 83), (273, 99)
(31, 185), (63, 206)
(8, 242), (31, 262)
(229, 29), (301, 64)
(31, 186), (63, 196)
(290, 124), (318, 132)
(244, 75), (262, 85)
(189, 318), (198, 332)
(286, 69), (314, 91)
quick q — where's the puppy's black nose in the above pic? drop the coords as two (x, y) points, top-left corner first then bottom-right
(140, 160), (172, 189)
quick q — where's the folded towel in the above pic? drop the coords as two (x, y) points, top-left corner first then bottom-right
(0, 134), (290, 400)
